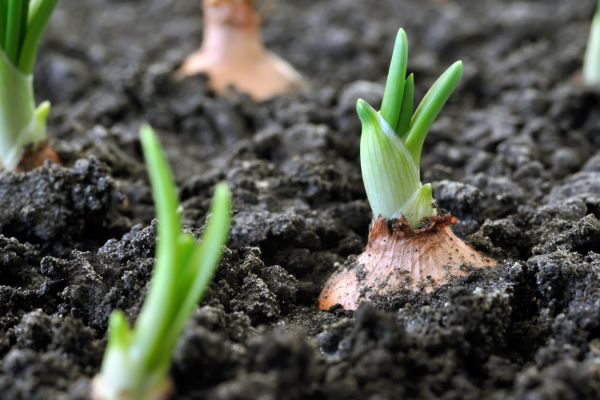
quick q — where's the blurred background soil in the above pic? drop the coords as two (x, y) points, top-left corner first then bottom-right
(1, 0), (600, 399)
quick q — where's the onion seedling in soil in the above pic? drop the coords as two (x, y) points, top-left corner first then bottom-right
(319, 29), (495, 310)
(91, 125), (231, 400)
(584, 0), (600, 86)
(0, 0), (61, 171)
(176, 0), (306, 101)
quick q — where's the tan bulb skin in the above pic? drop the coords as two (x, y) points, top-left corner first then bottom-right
(176, 0), (306, 101)
(319, 214), (495, 310)
(16, 139), (60, 172)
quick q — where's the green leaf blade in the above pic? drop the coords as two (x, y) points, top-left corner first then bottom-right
(0, 1), (7, 51)
(18, 0), (28, 54)
(397, 73), (414, 140)
(139, 124), (180, 254)
(358, 98), (420, 219)
(27, 0), (44, 25)
(133, 125), (182, 371)
(391, 183), (436, 229)
(18, 0), (60, 74)
(404, 61), (463, 166)
(5, 0), (24, 65)
(106, 310), (132, 352)
(584, 0), (600, 86)
(380, 29), (408, 132)
(162, 182), (231, 361)
(95, 311), (135, 397)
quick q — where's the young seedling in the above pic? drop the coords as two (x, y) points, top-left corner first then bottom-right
(176, 0), (306, 101)
(0, 0), (61, 171)
(91, 125), (231, 400)
(584, 0), (600, 86)
(319, 29), (494, 310)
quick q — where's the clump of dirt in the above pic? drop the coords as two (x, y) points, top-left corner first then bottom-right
(0, 157), (130, 256)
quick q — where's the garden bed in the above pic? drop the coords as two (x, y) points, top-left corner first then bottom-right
(1, 0), (600, 399)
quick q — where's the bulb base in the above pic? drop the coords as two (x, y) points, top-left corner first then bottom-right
(319, 214), (496, 310)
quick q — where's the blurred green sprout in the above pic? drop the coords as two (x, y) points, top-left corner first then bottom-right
(584, 0), (600, 86)
(0, 0), (60, 170)
(92, 125), (231, 400)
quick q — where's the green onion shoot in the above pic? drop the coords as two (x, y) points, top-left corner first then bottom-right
(584, 0), (600, 86)
(358, 28), (463, 229)
(320, 29), (494, 310)
(91, 125), (232, 400)
(0, 0), (59, 170)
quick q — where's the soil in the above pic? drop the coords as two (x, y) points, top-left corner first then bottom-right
(1, 0), (600, 399)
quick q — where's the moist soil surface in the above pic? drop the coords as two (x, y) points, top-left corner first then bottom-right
(1, 0), (600, 399)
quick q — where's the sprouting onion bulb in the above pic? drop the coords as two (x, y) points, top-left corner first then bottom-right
(584, 0), (600, 86)
(92, 125), (232, 400)
(358, 29), (463, 229)
(0, 0), (59, 170)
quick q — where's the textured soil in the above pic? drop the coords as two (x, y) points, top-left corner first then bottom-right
(1, 0), (600, 399)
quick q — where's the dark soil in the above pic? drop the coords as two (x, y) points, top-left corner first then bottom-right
(1, 0), (600, 398)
